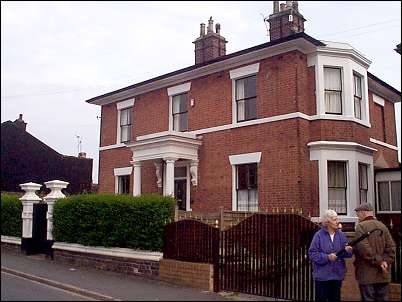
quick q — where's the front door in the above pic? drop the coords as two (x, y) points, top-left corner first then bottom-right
(174, 179), (187, 210)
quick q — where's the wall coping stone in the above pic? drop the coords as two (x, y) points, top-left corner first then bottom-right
(1, 235), (21, 245)
(52, 242), (162, 261)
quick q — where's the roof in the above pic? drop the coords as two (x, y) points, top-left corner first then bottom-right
(86, 32), (400, 105)
(86, 32), (324, 105)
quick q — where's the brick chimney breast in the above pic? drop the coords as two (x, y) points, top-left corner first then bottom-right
(267, 1), (306, 42)
(13, 113), (27, 131)
(193, 17), (228, 65)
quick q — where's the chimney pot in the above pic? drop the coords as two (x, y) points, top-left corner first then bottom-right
(78, 152), (86, 158)
(215, 23), (221, 35)
(280, 3), (286, 11)
(200, 23), (205, 36)
(207, 16), (213, 33)
(13, 113), (27, 131)
(273, 1), (279, 13)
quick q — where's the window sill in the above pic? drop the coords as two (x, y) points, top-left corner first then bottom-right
(312, 114), (371, 128)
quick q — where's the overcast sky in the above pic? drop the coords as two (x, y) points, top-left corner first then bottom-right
(1, 1), (401, 184)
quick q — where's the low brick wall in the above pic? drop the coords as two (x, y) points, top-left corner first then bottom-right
(1, 236), (21, 254)
(159, 259), (214, 291)
(52, 243), (161, 279)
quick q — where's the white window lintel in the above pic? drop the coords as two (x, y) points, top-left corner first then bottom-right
(229, 152), (262, 166)
(167, 82), (191, 96)
(117, 99), (135, 110)
(114, 166), (133, 176)
(229, 63), (260, 80)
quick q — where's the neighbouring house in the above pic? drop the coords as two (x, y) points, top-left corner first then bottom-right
(86, 1), (401, 224)
(1, 114), (93, 194)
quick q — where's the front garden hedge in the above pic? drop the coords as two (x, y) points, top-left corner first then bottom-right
(53, 193), (175, 252)
(1, 193), (23, 237)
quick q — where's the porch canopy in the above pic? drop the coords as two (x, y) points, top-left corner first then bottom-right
(125, 131), (202, 196)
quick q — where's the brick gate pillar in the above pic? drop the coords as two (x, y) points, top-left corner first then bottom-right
(43, 180), (69, 240)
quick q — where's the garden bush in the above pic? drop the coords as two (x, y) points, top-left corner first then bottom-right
(53, 193), (175, 252)
(1, 193), (23, 237)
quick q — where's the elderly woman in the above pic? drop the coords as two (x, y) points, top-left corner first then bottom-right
(308, 209), (353, 302)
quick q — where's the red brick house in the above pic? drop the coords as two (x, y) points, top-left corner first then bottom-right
(86, 1), (400, 224)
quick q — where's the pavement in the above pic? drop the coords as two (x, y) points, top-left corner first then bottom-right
(1, 248), (282, 301)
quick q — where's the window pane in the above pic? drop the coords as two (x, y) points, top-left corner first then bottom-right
(120, 108), (131, 126)
(248, 163), (258, 188)
(237, 100), (245, 121)
(354, 97), (362, 119)
(243, 76), (256, 99)
(378, 182), (390, 211)
(359, 163), (368, 189)
(179, 112), (188, 131)
(118, 175), (130, 194)
(354, 75), (362, 98)
(328, 188), (347, 214)
(237, 165), (248, 189)
(325, 91), (342, 114)
(174, 166), (187, 178)
(328, 162), (346, 187)
(391, 181), (401, 211)
(172, 94), (187, 114)
(236, 79), (245, 100)
(121, 125), (130, 142)
(324, 68), (342, 90)
(245, 98), (257, 120)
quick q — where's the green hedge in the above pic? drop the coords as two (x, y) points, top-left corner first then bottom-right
(53, 193), (175, 252)
(1, 193), (23, 237)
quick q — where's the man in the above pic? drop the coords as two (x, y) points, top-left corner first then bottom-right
(353, 202), (396, 301)
(309, 209), (353, 302)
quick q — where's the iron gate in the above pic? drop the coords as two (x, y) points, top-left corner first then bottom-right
(163, 212), (319, 300)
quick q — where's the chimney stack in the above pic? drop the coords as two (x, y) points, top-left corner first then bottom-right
(193, 17), (228, 65)
(267, 1), (306, 42)
(13, 114), (27, 131)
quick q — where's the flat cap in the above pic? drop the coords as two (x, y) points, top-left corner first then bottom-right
(354, 202), (374, 212)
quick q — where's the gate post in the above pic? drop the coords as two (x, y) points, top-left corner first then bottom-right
(43, 180), (69, 241)
(19, 182), (42, 255)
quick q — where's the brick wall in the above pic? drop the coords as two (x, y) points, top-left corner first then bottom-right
(97, 48), (399, 208)
(53, 249), (159, 278)
(159, 259), (214, 291)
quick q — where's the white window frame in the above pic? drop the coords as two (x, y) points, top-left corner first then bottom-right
(167, 82), (191, 131)
(375, 171), (401, 214)
(116, 99), (135, 144)
(229, 63), (260, 125)
(229, 152), (262, 211)
(114, 166), (133, 194)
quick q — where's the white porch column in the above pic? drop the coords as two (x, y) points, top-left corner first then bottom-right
(19, 182), (42, 238)
(132, 161), (142, 196)
(164, 158), (177, 196)
(43, 180), (69, 240)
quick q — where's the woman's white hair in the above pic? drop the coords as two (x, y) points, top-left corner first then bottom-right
(321, 209), (338, 226)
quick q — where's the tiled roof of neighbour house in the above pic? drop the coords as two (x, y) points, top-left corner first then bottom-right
(85, 32), (325, 105)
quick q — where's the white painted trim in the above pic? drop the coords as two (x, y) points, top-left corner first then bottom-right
(114, 167), (133, 176)
(229, 63), (260, 79)
(167, 82), (191, 96)
(229, 152), (262, 165)
(308, 141), (377, 154)
(99, 143), (126, 151)
(369, 138), (398, 151)
(1, 235), (21, 245)
(99, 112), (378, 151)
(52, 242), (162, 261)
(375, 170), (401, 182)
(116, 98), (135, 110)
(231, 165), (237, 211)
(372, 93), (385, 107)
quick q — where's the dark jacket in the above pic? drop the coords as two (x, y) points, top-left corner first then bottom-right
(309, 227), (353, 281)
(353, 216), (396, 285)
